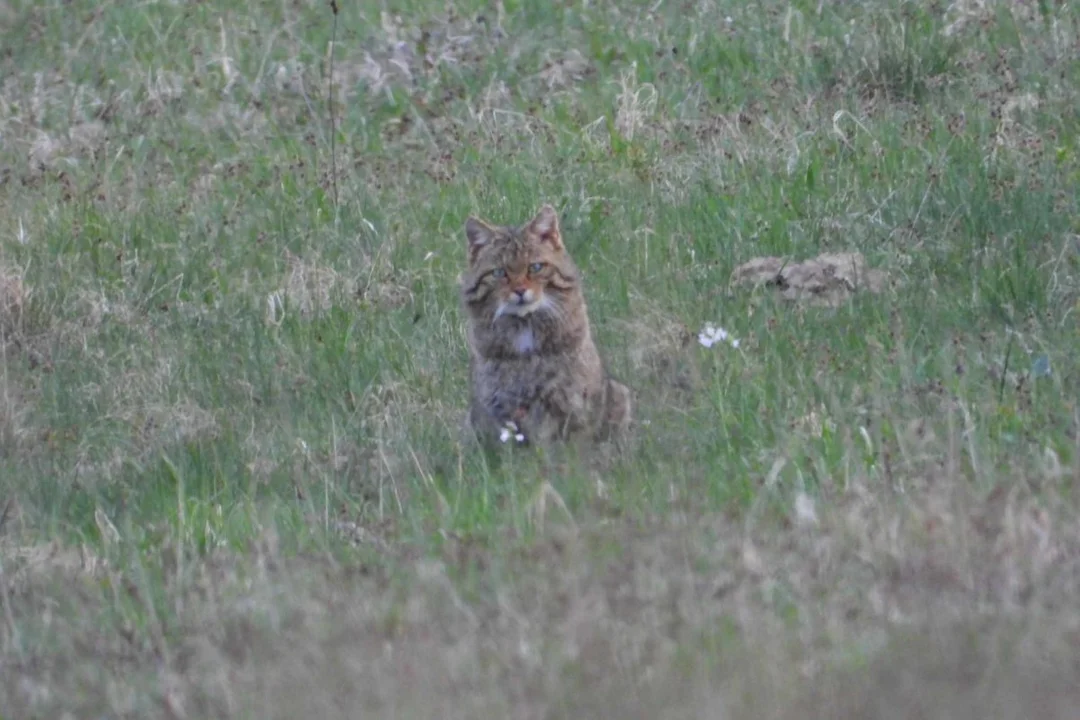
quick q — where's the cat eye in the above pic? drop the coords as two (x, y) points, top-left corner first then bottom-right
(491, 268), (507, 279)
(528, 262), (546, 274)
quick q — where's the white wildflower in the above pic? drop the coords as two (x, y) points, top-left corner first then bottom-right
(698, 323), (741, 350)
(697, 323), (726, 347)
(500, 420), (526, 444)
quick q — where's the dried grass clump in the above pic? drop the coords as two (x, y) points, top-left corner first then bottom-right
(0, 267), (27, 340)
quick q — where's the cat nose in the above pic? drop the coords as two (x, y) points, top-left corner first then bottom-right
(511, 287), (530, 302)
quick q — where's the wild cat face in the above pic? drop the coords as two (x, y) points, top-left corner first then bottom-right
(460, 205), (580, 321)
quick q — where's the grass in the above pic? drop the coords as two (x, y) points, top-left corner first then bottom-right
(1, 0), (1079, 716)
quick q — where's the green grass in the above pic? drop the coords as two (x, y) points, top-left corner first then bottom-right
(2, 0), (1080, 717)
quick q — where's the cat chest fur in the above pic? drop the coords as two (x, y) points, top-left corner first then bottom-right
(512, 327), (536, 355)
(476, 347), (583, 397)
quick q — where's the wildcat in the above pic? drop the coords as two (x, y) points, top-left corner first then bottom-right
(460, 204), (632, 448)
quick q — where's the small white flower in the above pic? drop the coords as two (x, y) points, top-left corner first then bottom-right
(698, 323), (740, 350)
(500, 420), (526, 444)
(697, 323), (724, 348)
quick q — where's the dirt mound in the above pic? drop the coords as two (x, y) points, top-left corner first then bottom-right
(730, 252), (888, 307)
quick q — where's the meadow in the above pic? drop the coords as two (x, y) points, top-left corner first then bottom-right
(1, 0), (1079, 716)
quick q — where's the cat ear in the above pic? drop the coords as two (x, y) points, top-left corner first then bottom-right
(525, 204), (562, 251)
(465, 216), (496, 263)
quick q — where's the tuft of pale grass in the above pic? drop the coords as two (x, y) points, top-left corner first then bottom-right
(0, 265), (27, 340)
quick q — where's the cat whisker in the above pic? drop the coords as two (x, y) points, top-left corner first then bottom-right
(537, 294), (562, 319)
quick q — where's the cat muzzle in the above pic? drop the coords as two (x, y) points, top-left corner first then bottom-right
(510, 287), (535, 304)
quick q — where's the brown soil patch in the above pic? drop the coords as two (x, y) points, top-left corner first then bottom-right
(730, 252), (889, 307)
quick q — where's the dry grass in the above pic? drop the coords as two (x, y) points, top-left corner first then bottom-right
(4, 444), (1080, 719)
